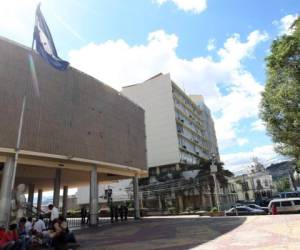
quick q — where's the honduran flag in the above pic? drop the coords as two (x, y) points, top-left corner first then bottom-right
(33, 4), (69, 71)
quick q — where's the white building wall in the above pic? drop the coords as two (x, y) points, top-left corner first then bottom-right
(122, 73), (180, 168)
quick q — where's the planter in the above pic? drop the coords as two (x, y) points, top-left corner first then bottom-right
(209, 211), (224, 217)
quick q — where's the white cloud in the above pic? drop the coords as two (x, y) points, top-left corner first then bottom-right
(221, 145), (285, 173)
(154, 0), (207, 14)
(237, 138), (249, 146)
(69, 29), (268, 151)
(207, 38), (216, 51)
(251, 119), (265, 132)
(273, 14), (298, 35)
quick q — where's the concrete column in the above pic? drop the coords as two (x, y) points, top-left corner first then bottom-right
(133, 175), (140, 219)
(0, 157), (15, 227)
(27, 184), (35, 207)
(53, 169), (61, 208)
(37, 189), (43, 215)
(62, 186), (68, 218)
(89, 166), (98, 226)
(178, 195), (184, 212)
(158, 195), (162, 209)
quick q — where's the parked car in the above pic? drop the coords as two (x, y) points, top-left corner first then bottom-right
(268, 198), (300, 214)
(225, 206), (265, 216)
(247, 204), (269, 213)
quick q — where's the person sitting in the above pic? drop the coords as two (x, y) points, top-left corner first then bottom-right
(32, 215), (49, 247)
(18, 217), (31, 250)
(0, 224), (14, 250)
(58, 216), (78, 245)
(50, 217), (68, 250)
(33, 215), (46, 235)
(24, 217), (32, 235)
(5, 224), (20, 250)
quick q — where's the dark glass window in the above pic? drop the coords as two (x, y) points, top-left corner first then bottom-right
(281, 201), (292, 207)
(273, 202), (281, 207)
(294, 200), (300, 205)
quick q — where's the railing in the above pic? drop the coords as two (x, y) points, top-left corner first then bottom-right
(26, 205), (111, 229)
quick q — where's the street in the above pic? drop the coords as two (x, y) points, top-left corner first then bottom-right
(74, 214), (300, 250)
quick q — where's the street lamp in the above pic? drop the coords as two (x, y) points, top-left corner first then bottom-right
(210, 154), (220, 211)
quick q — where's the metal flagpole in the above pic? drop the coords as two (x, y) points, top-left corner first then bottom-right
(10, 95), (27, 191)
(6, 36), (35, 226)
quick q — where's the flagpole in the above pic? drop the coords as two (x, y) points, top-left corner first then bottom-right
(5, 34), (36, 228)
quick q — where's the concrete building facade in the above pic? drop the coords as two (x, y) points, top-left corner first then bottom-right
(122, 73), (224, 212)
(0, 37), (146, 226)
(229, 160), (276, 202)
(122, 73), (219, 174)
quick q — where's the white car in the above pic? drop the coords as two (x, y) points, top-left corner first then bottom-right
(268, 198), (300, 214)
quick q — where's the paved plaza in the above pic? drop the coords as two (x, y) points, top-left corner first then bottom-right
(74, 214), (300, 250)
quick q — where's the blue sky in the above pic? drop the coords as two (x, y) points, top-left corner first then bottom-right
(0, 0), (299, 172)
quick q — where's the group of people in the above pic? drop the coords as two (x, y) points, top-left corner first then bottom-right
(0, 204), (77, 250)
(109, 203), (129, 223)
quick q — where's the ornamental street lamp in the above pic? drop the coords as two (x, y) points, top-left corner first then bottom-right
(210, 154), (220, 211)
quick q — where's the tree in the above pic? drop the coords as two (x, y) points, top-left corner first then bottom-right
(275, 177), (291, 192)
(195, 158), (233, 207)
(260, 17), (300, 168)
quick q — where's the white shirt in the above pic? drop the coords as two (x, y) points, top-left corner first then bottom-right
(33, 219), (46, 233)
(25, 221), (32, 234)
(50, 207), (59, 221)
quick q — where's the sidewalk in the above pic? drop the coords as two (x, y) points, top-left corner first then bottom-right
(195, 215), (300, 250)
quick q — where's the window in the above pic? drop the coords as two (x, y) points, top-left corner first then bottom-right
(273, 202), (280, 207)
(281, 201), (292, 207)
(237, 207), (248, 212)
(294, 200), (300, 205)
(177, 124), (183, 133)
(149, 167), (157, 177)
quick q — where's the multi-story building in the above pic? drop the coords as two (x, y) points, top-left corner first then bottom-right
(122, 73), (219, 176)
(229, 160), (276, 202)
(122, 73), (225, 212)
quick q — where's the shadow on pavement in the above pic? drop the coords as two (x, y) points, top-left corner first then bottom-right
(75, 216), (247, 250)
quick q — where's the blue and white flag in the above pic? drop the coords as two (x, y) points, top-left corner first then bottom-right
(33, 4), (69, 71)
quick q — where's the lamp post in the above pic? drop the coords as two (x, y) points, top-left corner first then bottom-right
(210, 154), (220, 211)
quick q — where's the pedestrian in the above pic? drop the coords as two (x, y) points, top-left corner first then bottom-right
(271, 203), (277, 215)
(119, 204), (124, 221)
(80, 207), (87, 224)
(124, 203), (128, 221)
(114, 205), (119, 222)
(86, 209), (90, 225)
(110, 204), (114, 223)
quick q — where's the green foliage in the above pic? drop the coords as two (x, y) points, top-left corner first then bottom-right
(260, 17), (300, 168)
(167, 207), (177, 214)
(275, 177), (291, 192)
(210, 207), (218, 213)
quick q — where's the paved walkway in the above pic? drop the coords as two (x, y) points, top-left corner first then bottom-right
(74, 215), (300, 250)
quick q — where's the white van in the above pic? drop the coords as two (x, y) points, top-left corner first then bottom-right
(268, 198), (300, 214)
